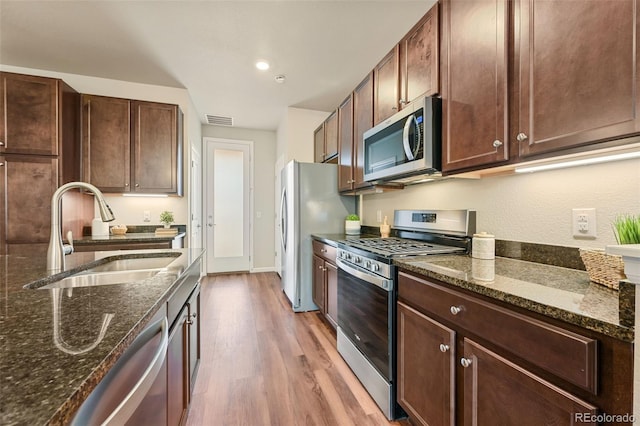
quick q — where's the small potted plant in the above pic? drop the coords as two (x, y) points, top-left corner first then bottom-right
(160, 210), (175, 229)
(345, 214), (361, 235)
(606, 214), (640, 284)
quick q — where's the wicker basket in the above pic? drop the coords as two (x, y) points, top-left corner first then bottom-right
(579, 249), (626, 290)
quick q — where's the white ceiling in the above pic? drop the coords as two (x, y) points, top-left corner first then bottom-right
(0, 0), (435, 130)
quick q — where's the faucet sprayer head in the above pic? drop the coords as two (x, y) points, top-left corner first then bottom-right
(97, 197), (115, 222)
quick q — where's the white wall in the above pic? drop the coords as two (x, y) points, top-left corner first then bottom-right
(276, 107), (329, 164)
(1, 65), (199, 238)
(201, 125), (276, 271)
(362, 157), (640, 248)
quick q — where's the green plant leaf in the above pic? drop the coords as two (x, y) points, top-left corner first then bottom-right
(612, 214), (640, 244)
(346, 214), (360, 221)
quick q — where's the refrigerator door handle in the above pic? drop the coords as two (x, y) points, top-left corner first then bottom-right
(279, 186), (287, 252)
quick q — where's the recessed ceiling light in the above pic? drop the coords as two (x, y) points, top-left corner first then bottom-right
(256, 61), (270, 71)
(275, 75), (286, 84)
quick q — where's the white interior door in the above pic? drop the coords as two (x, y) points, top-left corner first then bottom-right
(190, 144), (202, 249)
(205, 139), (252, 273)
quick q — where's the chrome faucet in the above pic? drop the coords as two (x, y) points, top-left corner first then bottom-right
(47, 182), (115, 272)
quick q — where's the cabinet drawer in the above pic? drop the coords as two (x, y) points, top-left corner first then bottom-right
(167, 259), (201, 329)
(398, 271), (598, 393)
(312, 240), (336, 263)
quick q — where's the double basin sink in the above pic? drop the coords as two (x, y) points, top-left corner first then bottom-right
(25, 253), (181, 290)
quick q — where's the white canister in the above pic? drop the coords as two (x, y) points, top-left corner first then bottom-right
(91, 217), (109, 237)
(472, 258), (495, 281)
(472, 232), (495, 259)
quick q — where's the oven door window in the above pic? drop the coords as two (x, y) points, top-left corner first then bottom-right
(338, 267), (391, 380)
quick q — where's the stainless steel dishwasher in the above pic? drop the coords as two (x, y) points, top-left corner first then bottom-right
(71, 306), (169, 426)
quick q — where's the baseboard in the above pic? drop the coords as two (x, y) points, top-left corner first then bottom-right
(250, 266), (276, 273)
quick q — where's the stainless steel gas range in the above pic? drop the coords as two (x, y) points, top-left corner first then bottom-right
(336, 209), (476, 420)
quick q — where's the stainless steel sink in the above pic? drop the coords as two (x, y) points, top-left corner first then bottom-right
(38, 269), (163, 290)
(83, 256), (177, 273)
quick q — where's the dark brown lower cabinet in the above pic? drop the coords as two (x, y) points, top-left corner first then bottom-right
(187, 284), (201, 394)
(168, 305), (189, 426)
(462, 339), (596, 426)
(397, 271), (632, 426)
(398, 302), (455, 426)
(312, 240), (338, 329)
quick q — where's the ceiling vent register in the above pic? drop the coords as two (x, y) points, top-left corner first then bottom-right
(205, 114), (233, 126)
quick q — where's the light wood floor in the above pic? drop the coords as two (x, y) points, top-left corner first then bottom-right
(186, 272), (410, 426)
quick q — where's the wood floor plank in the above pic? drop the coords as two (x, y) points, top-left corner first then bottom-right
(186, 272), (409, 426)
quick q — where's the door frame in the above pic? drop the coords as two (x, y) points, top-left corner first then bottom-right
(203, 137), (254, 273)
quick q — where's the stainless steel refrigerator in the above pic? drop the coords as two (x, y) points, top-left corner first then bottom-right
(279, 160), (355, 312)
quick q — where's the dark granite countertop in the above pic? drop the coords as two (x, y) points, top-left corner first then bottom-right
(73, 232), (186, 246)
(395, 255), (633, 342)
(0, 246), (205, 425)
(312, 234), (632, 343)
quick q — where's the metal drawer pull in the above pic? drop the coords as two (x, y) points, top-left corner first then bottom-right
(516, 132), (528, 142)
(450, 306), (462, 315)
(439, 344), (450, 353)
(492, 140), (503, 148)
(460, 358), (472, 368)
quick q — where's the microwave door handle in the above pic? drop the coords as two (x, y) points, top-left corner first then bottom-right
(402, 114), (421, 161)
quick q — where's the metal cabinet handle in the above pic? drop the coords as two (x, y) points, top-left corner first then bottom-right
(460, 358), (472, 368)
(135, 183), (140, 187)
(0, 162), (4, 167)
(439, 344), (450, 353)
(125, 183), (129, 187)
(321, 249), (327, 253)
(516, 132), (528, 142)
(492, 140), (503, 148)
(0, 141), (4, 146)
(450, 306), (462, 315)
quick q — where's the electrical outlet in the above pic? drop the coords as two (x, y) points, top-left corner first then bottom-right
(572, 208), (596, 239)
(376, 210), (382, 223)
(143, 210), (151, 222)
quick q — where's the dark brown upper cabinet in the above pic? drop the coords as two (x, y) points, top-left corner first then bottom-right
(82, 95), (183, 195)
(399, 3), (440, 106)
(314, 111), (339, 163)
(441, 0), (509, 173)
(515, 0), (640, 158)
(132, 101), (182, 195)
(0, 73), (59, 156)
(373, 46), (400, 126)
(338, 94), (354, 192)
(352, 72), (374, 190)
(82, 95), (131, 192)
(442, 0), (640, 174)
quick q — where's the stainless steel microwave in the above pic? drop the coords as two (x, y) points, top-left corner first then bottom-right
(363, 96), (441, 183)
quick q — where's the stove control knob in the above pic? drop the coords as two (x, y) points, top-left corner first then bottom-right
(354, 256), (362, 264)
(345, 253), (352, 261)
(371, 263), (380, 272)
(365, 260), (372, 269)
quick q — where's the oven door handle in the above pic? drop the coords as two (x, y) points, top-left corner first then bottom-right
(337, 258), (393, 292)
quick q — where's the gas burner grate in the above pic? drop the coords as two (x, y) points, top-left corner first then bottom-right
(342, 237), (465, 257)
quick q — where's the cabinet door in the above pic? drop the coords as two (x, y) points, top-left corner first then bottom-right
(338, 94), (354, 192)
(353, 72), (374, 189)
(314, 123), (325, 163)
(398, 302), (456, 426)
(374, 46), (400, 125)
(0, 155), (57, 253)
(312, 254), (326, 312)
(187, 284), (201, 395)
(517, 0), (640, 157)
(168, 306), (189, 426)
(324, 111), (338, 161)
(0, 73), (59, 156)
(400, 3), (440, 105)
(441, 0), (509, 172)
(132, 101), (181, 194)
(462, 338), (597, 426)
(325, 262), (338, 329)
(82, 95), (131, 192)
